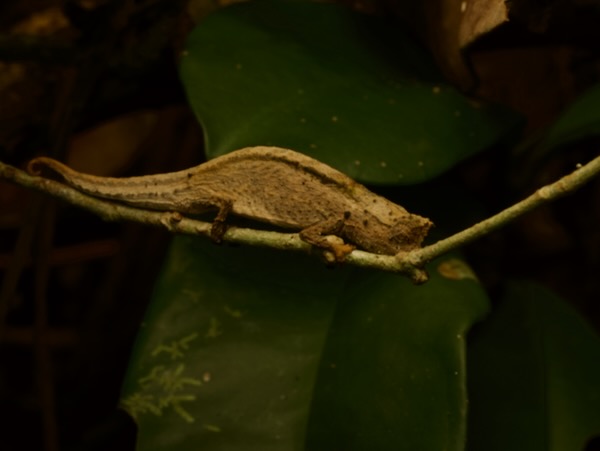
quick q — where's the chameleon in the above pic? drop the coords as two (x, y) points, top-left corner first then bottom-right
(27, 146), (433, 259)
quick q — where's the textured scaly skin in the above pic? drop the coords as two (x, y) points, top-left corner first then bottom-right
(28, 146), (432, 256)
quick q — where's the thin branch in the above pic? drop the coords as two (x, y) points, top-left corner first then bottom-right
(1, 154), (599, 284)
(409, 155), (600, 268)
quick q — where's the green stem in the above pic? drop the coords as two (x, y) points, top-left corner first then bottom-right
(409, 154), (600, 267)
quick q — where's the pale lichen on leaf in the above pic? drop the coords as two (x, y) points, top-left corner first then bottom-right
(151, 333), (198, 360)
(122, 363), (202, 423)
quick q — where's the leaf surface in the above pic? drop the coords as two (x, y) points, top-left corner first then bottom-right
(180, 1), (519, 184)
(541, 83), (600, 151)
(121, 239), (489, 450)
(467, 281), (600, 451)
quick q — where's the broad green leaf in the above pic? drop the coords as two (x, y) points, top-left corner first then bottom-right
(306, 259), (489, 450)
(121, 237), (489, 450)
(179, 0), (519, 184)
(120, 237), (346, 451)
(467, 281), (600, 451)
(541, 83), (600, 151)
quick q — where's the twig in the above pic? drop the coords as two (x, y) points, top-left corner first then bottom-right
(409, 155), (600, 268)
(1, 155), (599, 284)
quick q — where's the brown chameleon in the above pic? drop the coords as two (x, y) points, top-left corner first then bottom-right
(28, 146), (432, 259)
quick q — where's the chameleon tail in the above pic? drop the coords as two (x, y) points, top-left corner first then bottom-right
(26, 156), (193, 207)
(28, 156), (142, 199)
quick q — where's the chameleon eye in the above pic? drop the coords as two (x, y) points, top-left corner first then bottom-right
(391, 218), (433, 248)
(391, 222), (412, 239)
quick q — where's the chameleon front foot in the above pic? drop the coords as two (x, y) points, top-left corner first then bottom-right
(299, 214), (355, 262)
(321, 237), (355, 263)
(209, 220), (228, 243)
(209, 199), (233, 243)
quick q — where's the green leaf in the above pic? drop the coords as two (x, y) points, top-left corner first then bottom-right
(541, 83), (600, 151)
(467, 281), (600, 451)
(121, 238), (489, 450)
(306, 258), (489, 450)
(179, 0), (519, 184)
(120, 238), (345, 450)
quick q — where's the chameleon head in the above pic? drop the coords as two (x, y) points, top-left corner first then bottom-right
(388, 214), (433, 252)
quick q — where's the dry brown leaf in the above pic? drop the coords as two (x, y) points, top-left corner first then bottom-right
(10, 6), (70, 36)
(432, 0), (508, 89)
(67, 111), (159, 176)
(459, 0), (509, 47)
(386, 0), (508, 89)
(472, 46), (575, 133)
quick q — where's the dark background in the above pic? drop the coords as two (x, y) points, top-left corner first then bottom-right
(1, 0), (599, 450)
